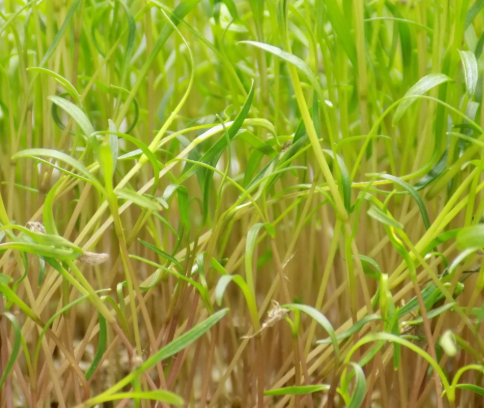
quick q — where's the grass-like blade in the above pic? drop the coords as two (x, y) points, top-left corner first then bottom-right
(283, 303), (339, 362)
(264, 385), (330, 396)
(0, 312), (22, 389)
(85, 390), (183, 406)
(381, 174), (430, 229)
(116, 189), (163, 212)
(393, 74), (453, 124)
(317, 314), (382, 344)
(28, 68), (81, 104)
(85, 313), (107, 380)
(457, 225), (484, 250)
(86, 308), (229, 402)
(12, 148), (104, 192)
(367, 205), (403, 229)
(458, 50), (478, 96)
(48, 96), (94, 138)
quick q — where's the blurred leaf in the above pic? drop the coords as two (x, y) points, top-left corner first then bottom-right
(246, 223), (275, 293)
(162, 184), (190, 232)
(85, 313), (107, 380)
(39, 0), (81, 67)
(404, 302), (457, 325)
(324, 150), (351, 212)
(421, 229), (461, 255)
(48, 96), (94, 138)
(414, 149), (448, 191)
(393, 74), (453, 124)
(0, 274), (12, 284)
(459, 50), (478, 96)
(324, 1), (357, 66)
(12, 148), (104, 192)
(457, 225), (484, 250)
(0, 312), (22, 389)
(283, 303), (339, 361)
(466, 0), (484, 28)
(87, 390), (183, 406)
(317, 314), (382, 344)
(358, 255), (382, 280)
(116, 189), (163, 211)
(138, 239), (183, 271)
(28, 68), (81, 104)
(264, 385), (330, 396)
(88, 309), (229, 402)
(342, 362), (366, 408)
(454, 383), (484, 396)
(440, 330), (457, 357)
(381, 174), (430, 229)
(367, 205), (403, 229)
(108, 120), (119, 176)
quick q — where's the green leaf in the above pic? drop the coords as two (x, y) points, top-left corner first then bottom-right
(48, 96), (95, 138)
(215, 275), (235, 306)
(239, 41), (327, 105)
(466, 0), (484, 28)
(343, 362), (366, 408)
(179, 82), (255, 185)
(118, 1), (136, 87)
(414, 149), (448, 191)
(421, 229), (461, 255)
(324, 150), (351, 212)
(245, 223), (275, 293)
(264, 385), (330, 396)
(28, 68), (81, 104)
(457, 225), (484, 250)
(43, 180), (61, 235)
(85, 313), (107, 380)
(317, 314), (382, 344)
(282, 303), (339, 362)
(87, 390), (183, 406)
(459, 50), (478, 96)
(358, 255), (382, 280)
(162, 184), (190, 232)
(88, 309), (229, 402)
(454, 383), (484, 396)
(138, 239), (183, 271)
(108, 120), (119, 176)
(0, 274), (12, 284)
(33, 289), (109, 373)
(11, 148), (104, 192)
(381, 174), (430, 229)
(367, 205), (403, 229)
(404, 302), (457, 325)
(324, 1), (357, 67)
(439, 330), (457, 357)
(0, 312), (22, 389)
(116, 189), (162, 212)
(393, 74), (453, 124)
(39, 0), (81, 67)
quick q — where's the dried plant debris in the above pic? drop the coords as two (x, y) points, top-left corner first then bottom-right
(242, 300), (290, 338)
(26, 221), (46, 234)
(78, 251), (110, 266)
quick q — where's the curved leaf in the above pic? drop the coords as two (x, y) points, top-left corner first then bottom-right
(393, 74), (453, 124)
(317, 314), (382, 344)
(459, 50), (478, 96)
(48, 96), (94, 138)
(264, 385), (330, 396)
(283, 303), (339, 362)
(0, 312), (22, 389)
(381, 174), (430, 229)
(11, 148), (104, 192)
(246, 223), (275, 294)
(87, 308), (229, 402)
